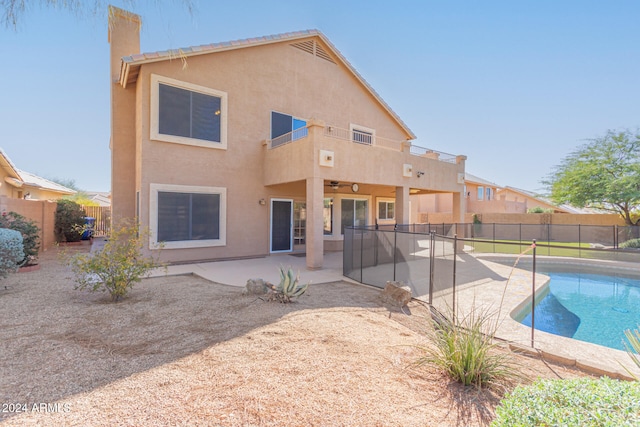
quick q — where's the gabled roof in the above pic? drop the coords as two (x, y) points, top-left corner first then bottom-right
(118, 29), (416, 140)
(499, 186), (574, 213)
(17, 169), (76, 195)
(0, 148), (21, 180)
(0, 148), (76, 195)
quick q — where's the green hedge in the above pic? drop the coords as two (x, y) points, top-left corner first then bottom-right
(620, 238), (640, 249)
(492, 377), (640, 426)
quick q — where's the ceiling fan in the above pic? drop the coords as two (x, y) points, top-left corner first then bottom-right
(325, 181), (359, 192)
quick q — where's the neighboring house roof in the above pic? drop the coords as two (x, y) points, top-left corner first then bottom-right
(464, 173), (501, 188)
(0, 148), (22, 182)
(0, 148), (76, 197)
(117, 29), (416, 140)
(499, 186), (575, 213)
(84, 192), (111, 207)
(16, 169), (76, 195)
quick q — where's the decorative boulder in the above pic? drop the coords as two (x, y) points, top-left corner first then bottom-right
(246, 278), (268, 295)
(381, 281), (412, 307)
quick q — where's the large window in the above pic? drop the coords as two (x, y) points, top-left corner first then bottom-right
(477, 186), (484, 201)
(341, 199), (368, 234)
(150, 184), (226, 249)
(378, 201), (395, 220)
(271, 112), (307, 147)
(151, 75), (228, 149)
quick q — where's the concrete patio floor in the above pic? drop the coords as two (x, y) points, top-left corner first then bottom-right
(152, 251), (349, 287)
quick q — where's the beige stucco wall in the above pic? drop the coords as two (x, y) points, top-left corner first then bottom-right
(0, 197), (57, 251)
(477, 213), (625, 226)
(111, 28), (465, 264)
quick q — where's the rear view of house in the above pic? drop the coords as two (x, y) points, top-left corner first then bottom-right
(109, 7), (466, 268)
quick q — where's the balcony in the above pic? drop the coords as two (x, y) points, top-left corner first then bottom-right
(263, 121), (465, 191)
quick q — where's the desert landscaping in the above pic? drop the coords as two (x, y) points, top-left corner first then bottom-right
(0, 245), (595, 426)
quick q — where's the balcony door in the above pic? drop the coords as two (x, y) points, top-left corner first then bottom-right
(271, 199), (293, 253)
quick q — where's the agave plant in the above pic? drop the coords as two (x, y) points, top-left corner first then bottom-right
(267, 265), (309, 303)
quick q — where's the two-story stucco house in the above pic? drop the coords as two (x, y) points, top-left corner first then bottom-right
(109, 7), (466, 269)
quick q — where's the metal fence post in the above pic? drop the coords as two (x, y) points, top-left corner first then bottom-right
(429, 231), (435, 305)
(453, 234), (457, 320)
(360, 228), (364, 283)
(531, 239), (536, 348)
(393, 227), (397, 282)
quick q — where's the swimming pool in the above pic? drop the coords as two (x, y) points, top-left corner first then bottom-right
(518, 271), (640, 351)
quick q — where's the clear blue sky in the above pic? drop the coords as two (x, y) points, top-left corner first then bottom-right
(1, 0), (638, 193)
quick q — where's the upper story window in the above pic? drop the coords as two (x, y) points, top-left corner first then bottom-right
(486, 187), (492, 201)
(350, 124), (375, 145)
(151, 74), (228, 149)
(477, 186), (484, 201)
(271, 111), (307, 147)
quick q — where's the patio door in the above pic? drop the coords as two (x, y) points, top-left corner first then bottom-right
(271, 199), (293, 253)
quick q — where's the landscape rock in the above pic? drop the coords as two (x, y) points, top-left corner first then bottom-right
(246, 278), (267, 295)
(381, 281), (412, 307)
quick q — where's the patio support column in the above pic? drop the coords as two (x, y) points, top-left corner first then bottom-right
(306, 176), (324, 269)
(395, 185), (410, 225)
(453, 191), (464, 223)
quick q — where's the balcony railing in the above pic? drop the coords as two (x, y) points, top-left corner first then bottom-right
(269, 127), (309, 148)
(267, 123), (459, 164)
(409, 145), (457, 163)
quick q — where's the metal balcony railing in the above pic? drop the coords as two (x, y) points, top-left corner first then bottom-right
(267, 123), (459, 164)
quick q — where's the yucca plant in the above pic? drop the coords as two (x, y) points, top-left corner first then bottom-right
(266, 265), (309, 303)
(623, 326), (640, 380)
(416, 306), (521, 390)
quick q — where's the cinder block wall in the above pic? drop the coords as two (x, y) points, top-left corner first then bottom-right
(0, 197), (57, 251)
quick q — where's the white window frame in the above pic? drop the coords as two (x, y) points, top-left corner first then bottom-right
(150, 74), (228, 149)
(477, 186), (484, 201)
(377, 198), (395, 221)
(349, 123), (375, 146)
(149, 183), (227, 249)
(340, 197), (370, 235)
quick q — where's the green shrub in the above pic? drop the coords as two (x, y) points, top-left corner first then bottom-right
(0, 228), (24, 279)
(620, 238), (640, 249)
(527, 206), (554, 213)
(55, 199), (86, 242)
(0, 212), (40, 265)
(265, 266), (309, 303)
(64, 221), (164, 302)
(416, 307), (520, 389)
(492, 377), (640, 426)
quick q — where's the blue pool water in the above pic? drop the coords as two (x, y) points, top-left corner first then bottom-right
(520, 272), (640, 351)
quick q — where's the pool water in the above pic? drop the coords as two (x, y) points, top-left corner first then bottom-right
(519, 272), (640, 351)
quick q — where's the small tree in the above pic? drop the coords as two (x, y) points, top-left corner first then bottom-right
(0, 228), (24, 279)
(55, 199), (86, 242)
(65, 221), (164, 302)
(0, 212), (40, 265)
(546, 129), (640, 225)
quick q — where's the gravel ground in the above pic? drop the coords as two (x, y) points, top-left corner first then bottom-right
(0, 246), (591, 426)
